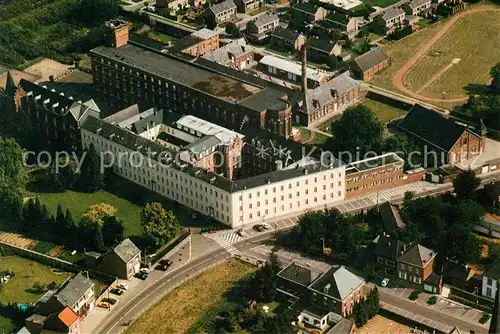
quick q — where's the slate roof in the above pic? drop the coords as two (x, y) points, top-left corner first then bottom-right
(325, 12), (351, 26)
(202, 39), (251, 65)
(406, 0), (431, 9)
(132, 108), (163, 134)
(56, 272), (93, 307)
(250, 13), (279, 28)
(379, 202), (406, 230)
(398, 104), (474, 151)
(192, 28), (218, 40)
(209, 0), (236, 15)
(353, 47), (389, 72)
(277, 262), (321, 286)
(309, 265), (365, 301)
(294, 2), (320, 15)
(307, 37), (338, 54)
(399, 244), (436, 267)
(113, 238), (140, 263)
(373, 234), (407, 260)
(271, 27), (302, 42)
(380, 6), (405, 21)
(327, 318), (354, 334)
(185, 135), (221, 154)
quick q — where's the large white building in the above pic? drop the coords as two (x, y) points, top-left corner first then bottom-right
(81, 113), (346, 228)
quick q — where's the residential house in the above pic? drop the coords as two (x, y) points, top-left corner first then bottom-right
(403, 0), (432, 16)
(168, 28), (219, 57)
(201, 38), (255, 70)
(292, 2), (328, 22)
(307, 37), (342, 61)
(270, 27), (307, 51)
(85, 238), (141, 280)
(247, 13), (280, 42)
(43, 307), (80, 334)
(372, 233), (407, 275)
(206, 0), (237, 26)
(482, 265), (500, 299)
(398, 243), (441, 293)
(37, 272), (95, 319)
(323, 12), (359, 39)
(157, 0), (206, 13)
(374, 7), (406, 34)
(351, 47), (390, 81)
(379, 202), (406, 231)
(398, 104), (486, 166)
(234, 0), (262, 13)
(277, 262), (366, 320)
(1, 76), (100, 152)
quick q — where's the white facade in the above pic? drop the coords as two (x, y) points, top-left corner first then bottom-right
(81, 122), (345, 228)
(482, 275), (498, 299)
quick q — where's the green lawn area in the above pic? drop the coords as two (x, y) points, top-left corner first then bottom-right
(361, 98), (409, 124)
(30, 190), (142, 236)
(0, 316), (17, 334)
(311, 131), (329, 145)
(147, 30), (177, 45)
(0, 255), (72, 304)
(127, 260), (255, 334)
(359, 0), (401, 8)
(405, 9), (500, 99)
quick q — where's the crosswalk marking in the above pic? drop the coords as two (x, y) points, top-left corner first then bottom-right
(205, 232), (242, 256)
(368, 186), (423, 203)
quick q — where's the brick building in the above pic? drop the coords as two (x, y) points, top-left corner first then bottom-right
(90, 21), (294, 139)
(398, 104), (486, 166)
(270, 27), (307, 51)
(201, 38), (255, 70)
(2, 75), (99, 152)
(168, 29), (219, 57)
(206, 0), (237, 26)
(351, 47), (390, 81)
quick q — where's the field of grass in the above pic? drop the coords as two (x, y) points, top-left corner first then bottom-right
(31, 190), (142, 236)
(127, 260), (255, 334)
(361, 98), (409, 123)
(405, 10), (500, 99)
(147, 30), (177, 45)
(0, 255), (72, 304)
(0, 315), (16, 334)
(359, 0), (401, 8)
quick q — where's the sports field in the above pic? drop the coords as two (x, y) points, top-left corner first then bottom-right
(404, 10), (500, 99)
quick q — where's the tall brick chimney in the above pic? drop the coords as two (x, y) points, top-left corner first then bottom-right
(105, 19), (129, 48)
(301, 39), (308, 92)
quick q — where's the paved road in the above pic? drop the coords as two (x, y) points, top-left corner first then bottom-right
(379, 289), (486, 333)
(98, 232), (277, 333)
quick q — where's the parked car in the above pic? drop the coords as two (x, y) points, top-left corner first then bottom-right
(140, 267), (150, 274)
(135, 272), (148, 280)
(110, 288), (123, 296)
(253, 224), (265, 232)
(97, 301), (110, 309)
(381, 278), (390, 287)
(103, 297), (118, 305)
(117, 283), (128, 290)
(236, 229), (244, 237)
(261, 223), (271, 230)
(156, 259), (172, 271)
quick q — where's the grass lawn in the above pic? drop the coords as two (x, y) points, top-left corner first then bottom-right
(311, 131), (329, 145)
(361, 98), (409, 123)
(127, 260), (255, 334)
(360, 0), (401, 8)
(0, 316), (16, 334)
(405, 10), (500, 99)
(0, 255), (72, 304)
(147, 30), (177, 45)
(30, 189), (142, 236)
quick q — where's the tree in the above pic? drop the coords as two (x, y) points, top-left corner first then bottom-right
(92, 224), (105, 251)
(79, 143), (104, 193)
(102, 216), (125, 246)
(247, 251), (282, 302)
(56, 204), (66, 226)
(490, 62), (500, 94)
(453, 169), (481, 201)
(82, 203), (117, 225)
(0, 137), (27, 220)
(140, 202), (181, 246)
(225, 22), (241, 38)
(324, 106), (383, 160)
(71, 0), (119, 26)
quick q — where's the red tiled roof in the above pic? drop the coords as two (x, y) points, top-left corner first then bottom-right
(58, 307), (78, 327)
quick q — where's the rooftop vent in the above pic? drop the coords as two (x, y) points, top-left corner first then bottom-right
(109, 133), (115, 139)
(210, 176), (216, 184)
(195, 170), (201, 176)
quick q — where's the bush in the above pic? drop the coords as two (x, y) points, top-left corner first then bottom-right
(409, 290), (421, 300)
(479, 313), (491, 324)
(427, 296), (437, 305)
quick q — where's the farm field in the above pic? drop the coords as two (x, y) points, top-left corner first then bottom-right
(30, 190), (142, 236)
(0, 255), (72, 304)
(126, 260), (255, 334)
(361, 98), (409, 124)
(404, 10), (500, 99)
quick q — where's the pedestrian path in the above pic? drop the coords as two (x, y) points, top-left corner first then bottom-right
(367, 185), (424, 203)
(204, 232), (242, 256)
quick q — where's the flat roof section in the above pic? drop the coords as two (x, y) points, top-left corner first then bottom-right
(346, 152), (404, 174)
(192, 75), (260, 103)
(259, 55), (333, 83)
(157, 131), (190, 147)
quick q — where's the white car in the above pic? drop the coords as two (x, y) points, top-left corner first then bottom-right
(140, 268), (150, 274)
(117, 283), (128, 290)
(381, 278), (390, 287)
(261, 223), (271, 230)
